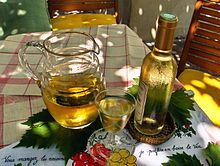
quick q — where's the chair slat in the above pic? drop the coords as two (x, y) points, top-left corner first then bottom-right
(196, 28), (220, 40)
(203, 2), (220, 10)
(188, 55), (220, 75)
(198, 14), (220, 26)
(190, 41), (220, 55)
(200, 7), (220, 18)
(198, 21), (220, 33)
(193, 35), (220, 48)
(189, 47), (220, 62)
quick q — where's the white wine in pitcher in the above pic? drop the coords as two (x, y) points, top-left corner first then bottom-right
(43, 73), (105, 129)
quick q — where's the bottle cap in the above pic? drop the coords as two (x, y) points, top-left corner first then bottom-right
(160, 13), (177, 21)
(158, 13), (178, 29)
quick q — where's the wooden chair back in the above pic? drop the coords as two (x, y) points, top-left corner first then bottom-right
(177, 0), (220, 76)
(48, 0), (119, 23)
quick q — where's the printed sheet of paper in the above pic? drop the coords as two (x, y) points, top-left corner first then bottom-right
(0, 104), (214, 166)
(133, 103), (212, 166)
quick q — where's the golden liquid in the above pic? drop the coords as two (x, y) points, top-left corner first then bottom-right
(99, 97), (135, 133)
(42, 74), (104, 129)
(134, 108), (167, 135)
(134, 50), (177, 135)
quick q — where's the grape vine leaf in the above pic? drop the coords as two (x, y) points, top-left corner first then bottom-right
(128, 78), (196, 127)
(162, 152), (203, 166)
(128, 85), (139, 98)
(14, 109), (102, 163)
(203, 142), (220, 166)
(128, 77), (139, 98)
(168, 89), (196, 126)
(21, 109), (54, 127)
(133, 77), (140, 84)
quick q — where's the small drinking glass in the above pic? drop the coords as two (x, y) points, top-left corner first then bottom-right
(87, 88), (136, 164)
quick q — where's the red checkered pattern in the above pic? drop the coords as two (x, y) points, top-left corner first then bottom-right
(0, 24), (151, 148)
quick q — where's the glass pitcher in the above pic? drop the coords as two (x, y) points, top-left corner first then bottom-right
(18, 31), (105, 129)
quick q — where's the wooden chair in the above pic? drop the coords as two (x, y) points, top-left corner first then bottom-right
(47, 0), (119, 31)
(177, 0), (220, 126)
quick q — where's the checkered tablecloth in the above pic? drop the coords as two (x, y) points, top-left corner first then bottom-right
(0, 24), (151, 148)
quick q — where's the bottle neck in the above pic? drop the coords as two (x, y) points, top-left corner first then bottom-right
(154, 24), (176, 52)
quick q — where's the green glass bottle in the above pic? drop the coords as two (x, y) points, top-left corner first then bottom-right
(134, 13), (178, 135)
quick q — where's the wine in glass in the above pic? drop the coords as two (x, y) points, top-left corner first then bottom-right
(87, 88), (137, 165)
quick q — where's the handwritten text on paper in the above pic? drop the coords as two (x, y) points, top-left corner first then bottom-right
(1, 154), (64, 166)
(138, 142), (203, 157)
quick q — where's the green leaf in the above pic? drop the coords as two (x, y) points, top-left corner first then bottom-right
(128, 85), (139, 97)
(162, 152), (203, 166)
(21, 109), (54, 127)
(204, 142), (220, 166)
(170, 90), (195, 111)
(133, 77), (139, 84)
(169, 89), (196, 126)
(14, 109), (102, 164)
(127, 78), (139, 97)
(128, 77), (196, 127)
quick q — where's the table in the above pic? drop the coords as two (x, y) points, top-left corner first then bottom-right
(0, 24), (218, 166)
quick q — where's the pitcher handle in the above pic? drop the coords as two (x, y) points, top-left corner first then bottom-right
(18, 41), (44, 81)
